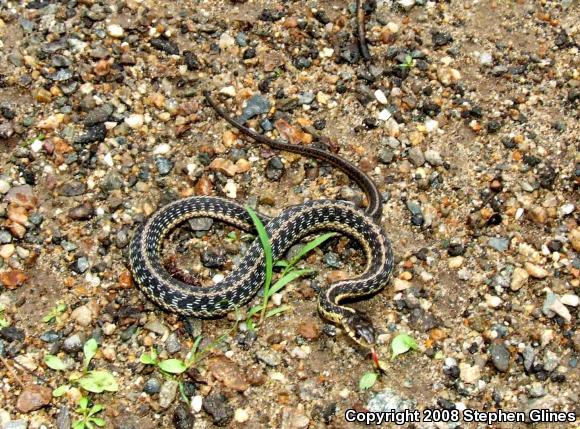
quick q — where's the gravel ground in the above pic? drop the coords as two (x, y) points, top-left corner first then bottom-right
(0, 0), (578, 428)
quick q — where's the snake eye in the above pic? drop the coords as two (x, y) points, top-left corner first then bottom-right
(343, 312), (375, 347)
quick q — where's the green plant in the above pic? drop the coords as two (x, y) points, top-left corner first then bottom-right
(73, 397), (105, 429)
(245, 206), (336, 329)
(391, 334), (418, 360)
(0, 305), (9, 328)
(42, 303), (67, 323)
(48, 338), (118, 396)
(140, 328), (234, 376)
(399, 54), (414, 69)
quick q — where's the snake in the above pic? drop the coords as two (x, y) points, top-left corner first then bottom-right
(128, 91), (394, 347)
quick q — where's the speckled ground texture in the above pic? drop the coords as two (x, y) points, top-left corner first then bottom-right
(0, 0), (578, 428)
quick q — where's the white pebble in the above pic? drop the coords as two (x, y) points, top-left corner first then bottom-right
(219, 86), (236, 97)
(212, 273), (225, 284)
(386, 22), (399, 33)
(424, 119), (439, 132)
(378, 109), (392, 121)
(319, 47), (334, 58)
(525, 262), (549, 279)
(234, 408), (250, 423)
(107, 24), (124, 38)
(153, 143), (171, 155)
(448, 256), (464, 269)
(561, 294), (579, 307)
(218, 32), (235, 49)
(124, 114), (144, 129)
(0, 180), (10, 194)
(479, 52), (493, 66)
(30, 139), (44, 153)
(485, 294), (502, 308)
(224, 179), (237, 198)
(271, 293), (283, 306)
(0, 244), (15, 259)
(103, 153), (114, 167)
(393, 278), (411, 291)
(559, 203), (575, 216)
(191, 395), (203, 413)
(515, 207), (525, 220)
(374, 89), (388, 105)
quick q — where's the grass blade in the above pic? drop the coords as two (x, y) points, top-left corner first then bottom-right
(267, 268), (315, 298)
(286, 232), (337, 272)
(265, 304), (292, 319)
(245, 206), (273, 323)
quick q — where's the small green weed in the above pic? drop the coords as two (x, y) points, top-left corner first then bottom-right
(0, 305), (9, 328)
(42, 303), (67, 323)
(245, 206), (336, 329)
(48, 338), (118, 396)
(399, 54), (414, 69)
(72, 397), (105, 429)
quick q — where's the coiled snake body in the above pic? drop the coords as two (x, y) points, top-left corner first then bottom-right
(129, 92), (394, 347)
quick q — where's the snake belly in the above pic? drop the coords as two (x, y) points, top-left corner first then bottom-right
(129, 196), (393, 319)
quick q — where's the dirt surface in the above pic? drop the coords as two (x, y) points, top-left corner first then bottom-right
(0, 0), (578, 428)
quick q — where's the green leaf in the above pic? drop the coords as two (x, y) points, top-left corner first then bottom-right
(246, 206), (273, 295)
(433, 351), (444, 360)
(45, 354), (66, 371)
(83, 339), (98, 369)
(91, 418), (106, 427)
(245, 318), (255, 331)
(78, 396), (89, 410)
(78, 371), (119, 393)
(264, 304), (292, 319)
(359, 371), (378, 390)
(274, 260), (289, 268)
(391, 334), (418, 361)
(89, 404), (103, 416)
(72, 421), (86, 429)
(190, 336), (203, 356)
(245, 305), (264, 320)
(286, 232), (337, 270)
(267, 269), (314, 298)
(139, 352), (157, 365)
(53, 385), (71, 397)
(42, 314), (56, 323)
(158, 359), (188, 374)
(56, 303), (67, 313)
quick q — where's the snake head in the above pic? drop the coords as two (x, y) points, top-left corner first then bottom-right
(342, 312), (376, 348)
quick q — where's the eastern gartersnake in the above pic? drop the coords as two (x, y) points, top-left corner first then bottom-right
(128, 91), (394, 347)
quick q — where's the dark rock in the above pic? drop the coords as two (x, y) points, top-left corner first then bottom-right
(432, 31), (453, 47)
(68, 203), (94, 220)
(243, 47), (256, 60)
(63, 334), (83, 353)
(84, 104), (114, 126)
(183, 51), (201, 70)
(202, 392), (233, 427)
(447, 243), (465, 256)
(150, 38), (179, 55)
(173, 402), (194, 429)
(143, 378), (162, 394)
(0, 326), (25, 342)
(201, 249), (226, 269)
(58, 181), (86, 197)
(75, 123), (106, 144)
(265, 156), (284, 180)
(101, 173), (124, 191)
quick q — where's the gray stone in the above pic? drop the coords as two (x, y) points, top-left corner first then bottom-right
(159, 380), (179, 408)
(489, 342), (510, 372)
(367, 388), (416, 412)
(407, 147), (425, 166)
